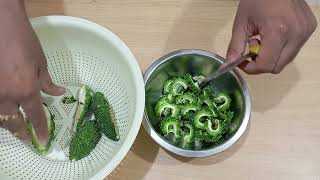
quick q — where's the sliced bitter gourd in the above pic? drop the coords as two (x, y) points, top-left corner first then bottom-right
(155, 99), (180, 118)
(170, 77), (188, 96)
(175, 92), (197, 105)
(73, 85), (94, 132)
(27, 104), (55, 155)
(91, 92), (120, 141)
(163, 79), (174, 94)
(160, 117), (181, 139)
(214, 93), (231, 112)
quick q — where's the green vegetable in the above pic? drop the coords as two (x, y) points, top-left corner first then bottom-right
(175, 92), (197, 105)
(160, 117), (181, 139)
(194, 130), (206, 142)
(167, 94), (174, 102)
(180, 122), (194, 149)
(202, 86), (216, 98)
(69, 120), (102, 161)
(27, 104), (55, 155)
(181, 103), (200, 116)
(199, 97), (218, 117)
(214, 93), (231, 112)
(158, 94), (174, 104)
(184, 74), (200, 92)
(199, 95), (215, 107)
(163, 79), (174, 94)
(62, 96), (77, 104)
(170, 77), (188, 96)
(193, 109), (213, 129)
(155, 75), (235, 149)
(192, 75), (206, 84)
(204, 119), (223, 141)
(203, 98), (214, 107)
(195, 111), (233, 143)
(208, 106), (218, 118)
(73, 85), (94, 132)
(155, 99), (180, 118)
(92, 92), (119, 141)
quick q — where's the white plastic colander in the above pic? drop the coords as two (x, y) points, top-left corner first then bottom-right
(0, 16), (145, 180)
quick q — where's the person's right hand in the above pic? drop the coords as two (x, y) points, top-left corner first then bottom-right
(0, 1), (65, 144)
(227, 0), (318, 74)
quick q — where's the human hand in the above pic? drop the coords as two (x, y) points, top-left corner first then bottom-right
(0, 1), (65, 144)
(227, 0), (318, 74)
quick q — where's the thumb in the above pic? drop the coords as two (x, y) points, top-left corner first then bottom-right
(226, 22), (248, 63)
(40, 67), (65, 96)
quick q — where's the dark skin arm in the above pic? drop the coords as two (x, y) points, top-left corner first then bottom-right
(0, 0), (65, 144)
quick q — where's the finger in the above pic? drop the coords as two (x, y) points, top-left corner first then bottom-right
(20, 92), (48, 145)
(0, 102), (31, 144)
(1, 113), (31, 144)
(273, 35), (307, 73)
(239, 27), (287, 74)
(272, 45), (300, 73)
(0, 101), (19, 115)
(0, 102), (19, 128)
(39, 67), (65, 96)
(226, 16), (249, 63)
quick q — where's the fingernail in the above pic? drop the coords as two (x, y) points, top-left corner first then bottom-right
(39, 136), (49, 145)
(39, 139), (48, 145)
(58, 86), (66, 94)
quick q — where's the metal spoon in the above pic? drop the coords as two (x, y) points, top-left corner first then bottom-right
(198, 45), (260, 85)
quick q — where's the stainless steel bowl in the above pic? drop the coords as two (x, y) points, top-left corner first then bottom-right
(143, 49), (251, 157)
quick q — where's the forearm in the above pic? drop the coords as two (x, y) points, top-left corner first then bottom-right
(0, 0), (29, 30)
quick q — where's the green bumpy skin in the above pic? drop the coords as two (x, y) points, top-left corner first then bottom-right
(194, 129), (218, 143)
(170, 77), (188, 96)
(27, 104), (55, 155)
(199, 97), (218, 117)
(217, 110), (234, 120)
(180, 122), (195, 149)
(214, 93), (231, 112)
(220, 111), (233, 132)
(184, 74), (200, 92)
(208, 105), (218, 118)
(73, 85), (94, 132)
(193, 109), (213, 129)
(92, 92), (120, 141)
(194, 130), (206, 141)
(202, 86), (216, 98)
(204, 119), (223, 141)
(69, 120), (102, 161)
(196, 111), (234, 142)
(160, 117), (181, 139)
(203, 98), (214, 107)
(175, 92), (197, 105)
(155, 98), (180, 118)
(163, 79), (174, 94)
(181, 103), (200, 116)
(158, 95), (174, 104)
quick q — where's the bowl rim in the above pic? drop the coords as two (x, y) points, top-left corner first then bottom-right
(30, 15), (145, 179)
(143, 49), (251, 157)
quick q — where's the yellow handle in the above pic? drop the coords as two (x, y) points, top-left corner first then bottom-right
(249, 45), (260, 56)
